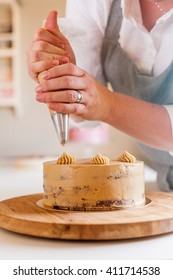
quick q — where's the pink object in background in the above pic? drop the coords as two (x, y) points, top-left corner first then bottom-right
(69, 123), (110, 144)
(0, 85), (14, 98)
(0, 58), (14, 99)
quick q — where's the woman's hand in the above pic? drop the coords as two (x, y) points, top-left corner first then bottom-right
(35, 62), (173, 151)
(35, 63), (113, 122)
(26, 10), (76, 82)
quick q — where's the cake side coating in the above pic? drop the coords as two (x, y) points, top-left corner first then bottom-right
(43, 157), (145, 211)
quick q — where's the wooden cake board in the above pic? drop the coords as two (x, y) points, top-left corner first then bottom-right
(0, 191), (173, 240)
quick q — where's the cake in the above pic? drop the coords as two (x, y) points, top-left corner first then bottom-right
(43, 151), (145, 211)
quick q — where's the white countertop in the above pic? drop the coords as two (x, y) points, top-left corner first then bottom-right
(0, 157), (173, 260)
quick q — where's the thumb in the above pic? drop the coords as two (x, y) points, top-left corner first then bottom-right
(44, 10), (61, 34)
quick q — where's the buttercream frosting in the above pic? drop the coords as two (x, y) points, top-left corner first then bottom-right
(57, 152), (75, 164)
(117, 151), (136, 163)
(90, 153), (110, 164)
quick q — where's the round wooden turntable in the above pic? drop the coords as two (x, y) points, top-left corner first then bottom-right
(0, 191), (173, 240)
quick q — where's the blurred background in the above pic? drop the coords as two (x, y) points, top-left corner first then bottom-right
(0, 0), (142, 160)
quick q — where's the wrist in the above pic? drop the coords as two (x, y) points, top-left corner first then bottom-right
(98, 86), (116, 124)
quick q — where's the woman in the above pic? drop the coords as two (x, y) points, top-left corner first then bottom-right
(26, 0), (173, 191)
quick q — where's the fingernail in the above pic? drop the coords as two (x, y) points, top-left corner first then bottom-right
(41, 71), (50, 80)
(36, 85), (42, 93)
(60, 56), (69, 63)
(52, 60), (60, 66)
(36, 93), (44, 101)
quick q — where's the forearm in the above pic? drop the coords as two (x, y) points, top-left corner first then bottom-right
(104, 91), (173, 151)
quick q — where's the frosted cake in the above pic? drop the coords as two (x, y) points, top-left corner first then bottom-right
(43, 151), (145, 211)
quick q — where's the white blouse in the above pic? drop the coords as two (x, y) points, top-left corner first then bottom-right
(65, 0), (173, 145)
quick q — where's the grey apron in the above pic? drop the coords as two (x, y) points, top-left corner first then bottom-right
(101, 0), (173, 191)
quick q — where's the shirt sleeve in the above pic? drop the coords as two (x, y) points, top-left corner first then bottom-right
(65, 0), (112, 84)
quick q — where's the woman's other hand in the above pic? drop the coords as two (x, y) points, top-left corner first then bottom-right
(26, 10), (76, 82)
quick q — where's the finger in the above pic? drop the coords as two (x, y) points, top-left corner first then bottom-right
(48, 102), (86, 116)
(30, 50), (69, 63)
(44, 10), (66, 42)
(36, 90), (85, 104)
(33, 40), (66, 56)
(33, 28), (65, 49)
(27, 60), (59, 82)
(38, 63), (85, 81)
(44, 10), (61, 33)
(36, 75), (85, 93)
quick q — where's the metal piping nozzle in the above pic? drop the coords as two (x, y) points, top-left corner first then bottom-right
(50, 111), (69, 145)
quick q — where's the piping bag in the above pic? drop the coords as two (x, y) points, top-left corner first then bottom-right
(38, 13), (86, 145)
(49, 111), (69, 146)
(38, 74), (69, 146)
(38, 15), (69, 146)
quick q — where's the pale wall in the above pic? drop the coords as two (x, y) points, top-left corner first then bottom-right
(0, 0), (142, 159)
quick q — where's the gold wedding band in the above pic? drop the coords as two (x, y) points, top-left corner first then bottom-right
(76, 90), (83, 103)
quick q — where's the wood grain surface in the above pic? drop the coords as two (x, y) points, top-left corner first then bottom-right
(0, 191), (173, 240)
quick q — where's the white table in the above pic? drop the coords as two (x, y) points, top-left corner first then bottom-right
(0, 157), (173, 260)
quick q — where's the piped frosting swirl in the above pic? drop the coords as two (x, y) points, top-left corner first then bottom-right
(57, 152), (75, 164)
(90, 153), (110, 164)
(117, 151), (136, 163)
